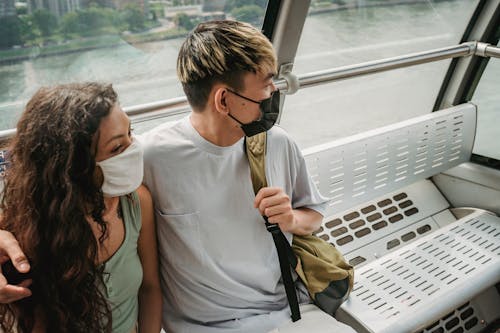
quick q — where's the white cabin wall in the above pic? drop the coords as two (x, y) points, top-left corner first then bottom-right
(432, 163), (500, 215)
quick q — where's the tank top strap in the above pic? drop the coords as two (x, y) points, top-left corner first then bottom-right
(119, 191), (142, 233)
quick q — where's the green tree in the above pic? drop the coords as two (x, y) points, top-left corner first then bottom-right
(150, 2), (164, 19)
(80, 6), (116, 34)
(32, 9), (58, 37)
(16, 5), (28, 15)
(61, 6), (120, 37)
(121, 4), (145, 32)
(174, 12), (195, 31)
(231, 5), (264, 25)
(18, 14), (37, 44)
(0, 16), (22, 48)
(60, 12), (82, 37)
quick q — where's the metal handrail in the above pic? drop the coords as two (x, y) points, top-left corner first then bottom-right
(282, 42), (475, 91)
(125, 96), (188, 117)
(484, 44), (500, 58)
(0, 42), (497, 141)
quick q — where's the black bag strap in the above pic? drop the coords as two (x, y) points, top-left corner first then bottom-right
(245, 133), (301, 322)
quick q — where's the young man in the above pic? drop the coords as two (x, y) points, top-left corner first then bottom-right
(140, 21), (356, 332)
(0, 21), (356, 332)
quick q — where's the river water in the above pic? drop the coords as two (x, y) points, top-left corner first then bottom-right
(0, 0), (497, 158)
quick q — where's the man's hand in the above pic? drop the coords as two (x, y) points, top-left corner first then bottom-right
(254, 187), (323, 235)
(254, 187), (297, 232)
(0, 230), (32, 303)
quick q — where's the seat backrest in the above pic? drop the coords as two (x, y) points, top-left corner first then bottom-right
(302, 103), (477, 218)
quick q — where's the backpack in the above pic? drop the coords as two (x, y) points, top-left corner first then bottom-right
(245, 132), (354, 321)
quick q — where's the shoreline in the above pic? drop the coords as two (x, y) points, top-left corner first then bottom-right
(0, 29), (187, 65)
(0, 0), (452, 65)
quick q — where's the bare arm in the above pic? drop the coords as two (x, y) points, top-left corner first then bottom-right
(254, 187), (323, 235)
(0, 229), (32, 303)
(136, 185), (162, 332)
(288, 207), (323, 235)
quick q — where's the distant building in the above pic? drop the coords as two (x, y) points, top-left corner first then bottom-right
(28, 0), (151, 17)
(109, 0), (150, 14)
(28, 0), (82, 17)
(0, 0), (16, 17)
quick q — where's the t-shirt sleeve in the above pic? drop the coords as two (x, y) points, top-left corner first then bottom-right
(136, 129), (159, 193)
(290, 140), (330, 217)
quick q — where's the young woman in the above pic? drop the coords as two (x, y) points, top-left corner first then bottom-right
(0, 83), (162, 333)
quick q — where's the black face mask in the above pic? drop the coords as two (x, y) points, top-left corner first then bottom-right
(227, 89), (280, 137)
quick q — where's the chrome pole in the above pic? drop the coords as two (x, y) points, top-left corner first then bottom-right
(0, 42), (486, 142)
(484, 44), (500, 59)
(277, 43), (474, 92)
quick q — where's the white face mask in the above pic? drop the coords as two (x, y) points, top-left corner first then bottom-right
(96, 138), (144, 197)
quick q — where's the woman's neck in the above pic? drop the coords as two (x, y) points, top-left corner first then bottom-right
(103, 196), (119, 217)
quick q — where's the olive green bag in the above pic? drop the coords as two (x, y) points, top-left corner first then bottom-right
(245, 132), (354, 319)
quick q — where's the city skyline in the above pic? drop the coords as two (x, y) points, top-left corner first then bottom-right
(28, 0), (82, 17)
(27, 0), (150, 17)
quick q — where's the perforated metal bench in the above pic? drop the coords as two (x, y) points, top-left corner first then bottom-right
(302, 103), (500, 333)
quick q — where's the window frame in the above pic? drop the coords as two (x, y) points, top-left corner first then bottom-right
(434, 0), (500, 169)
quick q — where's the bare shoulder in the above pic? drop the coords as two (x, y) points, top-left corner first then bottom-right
(136, 185), (153, 209)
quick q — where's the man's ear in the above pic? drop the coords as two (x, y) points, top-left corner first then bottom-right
(214, 87), (229, 115)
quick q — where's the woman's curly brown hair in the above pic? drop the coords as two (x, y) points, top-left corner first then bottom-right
(0, 82), (117, 332)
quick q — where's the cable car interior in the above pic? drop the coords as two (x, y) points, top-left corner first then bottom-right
(0, 0), (499, 332)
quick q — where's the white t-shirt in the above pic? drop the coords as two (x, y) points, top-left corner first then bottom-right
(142, 116), (328, 333)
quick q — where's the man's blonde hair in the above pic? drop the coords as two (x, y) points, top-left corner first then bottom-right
(177, 20), (277, 110)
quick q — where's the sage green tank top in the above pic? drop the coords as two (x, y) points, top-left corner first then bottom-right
(101, 192), (143, 333)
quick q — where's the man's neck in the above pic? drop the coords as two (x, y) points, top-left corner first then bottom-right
(190, 111), (244, 147)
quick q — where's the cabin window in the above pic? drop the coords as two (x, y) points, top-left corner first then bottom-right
(280, 0), (480, 149)
(294, 0), (478, 73)
(470, 40), (500, 161)
(0, 1), (269, 132)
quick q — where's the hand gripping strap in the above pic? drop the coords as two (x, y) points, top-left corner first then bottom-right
(245, 132), (301, 322)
